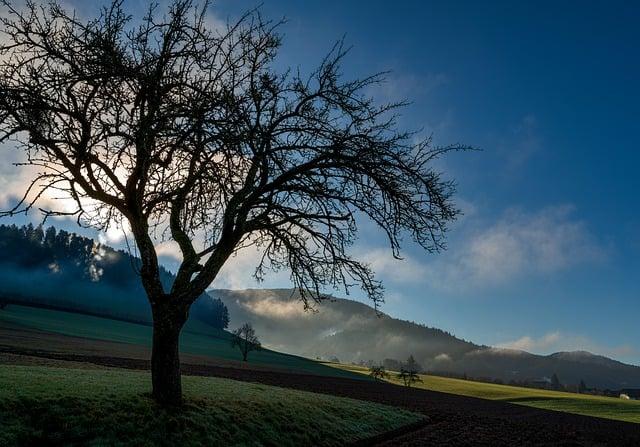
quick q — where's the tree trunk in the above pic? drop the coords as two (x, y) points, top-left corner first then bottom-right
(151, 303), (187, 405)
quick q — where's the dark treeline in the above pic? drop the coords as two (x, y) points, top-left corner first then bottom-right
(0, 224), (228, 329)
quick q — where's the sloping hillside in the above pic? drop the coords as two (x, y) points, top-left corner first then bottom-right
(212, 288), (640, 390)
(211, 288), (480, 363)
(0, 304), (363, 379)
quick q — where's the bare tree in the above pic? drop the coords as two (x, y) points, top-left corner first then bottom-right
(369, 365), (389, 381)
(231, 322), (261, 362)
(397, 368), (422, 387)
(0, 0), (466, 404)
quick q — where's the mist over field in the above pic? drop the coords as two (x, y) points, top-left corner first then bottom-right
(0, 225), (228, 329)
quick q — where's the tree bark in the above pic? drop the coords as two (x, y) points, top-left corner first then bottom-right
(151, 302), (188, 405)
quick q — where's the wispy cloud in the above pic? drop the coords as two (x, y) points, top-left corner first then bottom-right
(421, 205), (608, 291)
(497, 332), (562, 352)
(369, 72), (454, 138)
(504, 114), (541, 171)
(375, 72), (449, 103)
(358, 204), (606, 292)
(357, 248), (427, 283)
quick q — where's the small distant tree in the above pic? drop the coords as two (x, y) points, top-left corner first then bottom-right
(397, 368), (422, 387)
(231, 323), (261, 362)
(369, 365), (389, 381)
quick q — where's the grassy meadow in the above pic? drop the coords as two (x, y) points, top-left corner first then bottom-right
(332, 363), (640, 424)
(0, 364), (421, 446)
(0, 304), (359, 379)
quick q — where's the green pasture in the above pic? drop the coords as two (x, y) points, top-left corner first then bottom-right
(0, 304), (360, 379)
(0, 365), (420, 446)
(332, 363), (640, 424)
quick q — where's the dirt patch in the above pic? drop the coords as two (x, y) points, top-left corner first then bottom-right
(2, 347), (639, 446)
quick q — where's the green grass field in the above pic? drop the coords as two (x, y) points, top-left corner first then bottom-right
(0, 304), (360, 379)
(332, 363), (640, 424)
(0, 365), (421, 446)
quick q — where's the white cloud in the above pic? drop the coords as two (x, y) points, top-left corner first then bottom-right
(497, 332), (562, 352)
(434, 353), (452, 362)
(238, 295), (308, 319)
(497, 331), (639, 363)
(0, 145), (84, 217)
(213, 245), (291, 290)
(357, 248), (427, 283)
(347, 204), (606, 293)
(423, 205), (607, 291)
(154, 240), (183, 262)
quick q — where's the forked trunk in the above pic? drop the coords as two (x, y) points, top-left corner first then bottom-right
(151, 303), (187, 405)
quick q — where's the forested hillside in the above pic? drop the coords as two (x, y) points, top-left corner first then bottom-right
(0, 224), (228, 328)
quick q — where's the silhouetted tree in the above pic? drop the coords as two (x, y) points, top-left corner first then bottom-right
(0, 0), (464, 404)
(192, 296), (229, 329)
(231, 323), (261, 361)
(208, 298), (230, 330)
(0, 299), (7, 310)
(397, 368), (422, 387)
(369, 365), (389, 381)
(44, 226), (57, 248)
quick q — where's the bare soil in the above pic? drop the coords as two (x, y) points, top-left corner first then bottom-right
(1, 346), (639, 446)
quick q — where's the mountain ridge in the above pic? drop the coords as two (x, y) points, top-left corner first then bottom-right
(209, 287), (640, 390)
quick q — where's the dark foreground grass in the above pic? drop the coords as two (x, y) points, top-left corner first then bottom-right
(0, 365), (421, 446)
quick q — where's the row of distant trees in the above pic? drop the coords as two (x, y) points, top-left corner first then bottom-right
(462, 372), (590, 393)
(355, 356), (424, 373)
(369, 355), (423, 387)
(354, 354), (595, 394)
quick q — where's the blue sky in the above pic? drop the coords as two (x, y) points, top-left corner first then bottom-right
(1, 1), (639, 363)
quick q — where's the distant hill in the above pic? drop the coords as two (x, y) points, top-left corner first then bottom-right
(211, 288), (640, 390)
